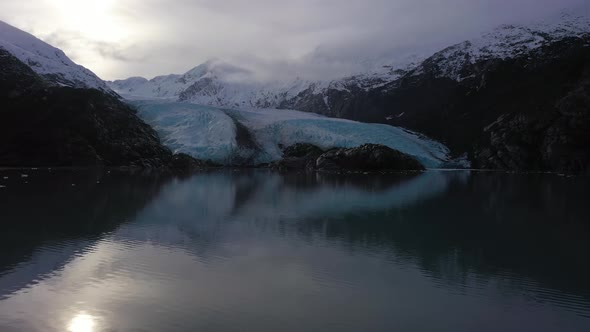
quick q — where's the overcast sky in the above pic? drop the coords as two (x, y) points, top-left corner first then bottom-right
(0, 0), (587, 80)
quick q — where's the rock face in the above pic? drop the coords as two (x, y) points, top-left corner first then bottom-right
(283, 143), (325, 159)
(271, 143), (325, 170)
(0, 49), (202, 169)
(476, 76), (590, 174)
(271, 143), (425, 171)
(316, 36), (590, 174)
(315, 144), (425, 171)
(167, 153), (214, 172)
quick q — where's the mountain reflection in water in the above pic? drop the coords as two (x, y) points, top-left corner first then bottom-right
(0, 169), (588, 332)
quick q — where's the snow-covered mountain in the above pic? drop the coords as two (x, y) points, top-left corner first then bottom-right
(110, 59), (324, 107)
(406, 11), (590, 83)
(0, 20), (113, 94)
(109, 11), (590, 113)
(347, 11), (590, 173)
(108, 56), (421, 108)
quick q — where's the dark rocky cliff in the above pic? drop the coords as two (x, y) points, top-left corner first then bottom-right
(0, 49), (202, 169)
(289, 36), (590, 174)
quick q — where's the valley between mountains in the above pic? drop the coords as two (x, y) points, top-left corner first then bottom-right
(1, 10), (590, 173)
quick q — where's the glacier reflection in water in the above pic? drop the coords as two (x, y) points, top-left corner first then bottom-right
(0, 169), (589, 332)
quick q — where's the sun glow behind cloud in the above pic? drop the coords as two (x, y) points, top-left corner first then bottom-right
(0, 0), (587, 80)
(31, 0), (153, 78)
(49, 0), (125, 41)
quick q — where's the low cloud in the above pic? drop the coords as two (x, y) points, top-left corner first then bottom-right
(1, 0), (588, 80)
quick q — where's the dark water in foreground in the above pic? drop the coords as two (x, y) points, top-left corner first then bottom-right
(0, 169), (589, 332)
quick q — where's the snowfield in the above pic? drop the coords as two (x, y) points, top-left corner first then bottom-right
(134, 101), (450, 167)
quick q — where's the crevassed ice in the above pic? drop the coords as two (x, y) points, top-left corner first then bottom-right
(136, 101), (238, 164)
(133, 100), (450, 167)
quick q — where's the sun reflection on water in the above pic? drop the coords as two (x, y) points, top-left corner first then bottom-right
(67, 313), (96, 332)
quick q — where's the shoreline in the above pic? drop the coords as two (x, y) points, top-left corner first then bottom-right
(0, 166), (584, 177)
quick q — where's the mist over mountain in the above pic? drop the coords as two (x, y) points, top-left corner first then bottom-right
(108, 10), (590, 108)
(2, 0), (588, 80)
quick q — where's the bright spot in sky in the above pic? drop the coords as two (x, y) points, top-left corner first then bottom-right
(50, 0), (121, 41)
(67, 313), (96, 332)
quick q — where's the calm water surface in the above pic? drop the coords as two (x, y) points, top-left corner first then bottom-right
(0, 169), (589, 332)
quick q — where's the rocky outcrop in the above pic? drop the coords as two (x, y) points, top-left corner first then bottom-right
(168, 153), (216, 172)
(0, 49), (204, 170)
(271, 143), (325, 170)
(315, 144), (425, 171)
(270, 143), (424, 171)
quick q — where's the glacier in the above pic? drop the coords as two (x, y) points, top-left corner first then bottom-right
(133, 100), (450, 168)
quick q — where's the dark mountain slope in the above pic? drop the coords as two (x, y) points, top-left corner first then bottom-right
(326, 36), (590, 173)
(0, 49), (189, 168)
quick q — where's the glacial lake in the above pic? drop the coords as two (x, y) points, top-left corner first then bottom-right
(0, 169), (589, 332)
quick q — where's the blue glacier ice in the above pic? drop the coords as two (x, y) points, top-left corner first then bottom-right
(133, 100), (450, 167)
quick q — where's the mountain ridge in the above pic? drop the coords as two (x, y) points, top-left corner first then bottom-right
(0, 20), (115, 95)
(108, 10), (590, 115)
